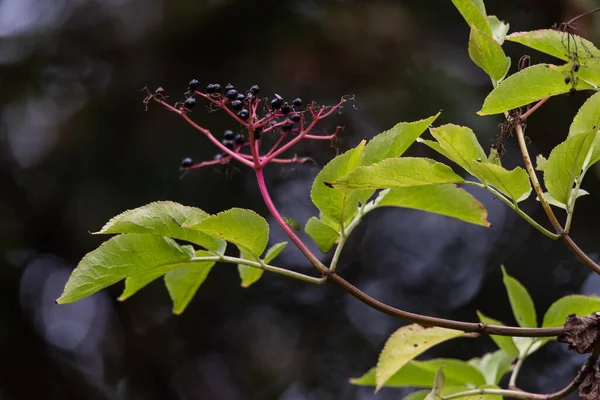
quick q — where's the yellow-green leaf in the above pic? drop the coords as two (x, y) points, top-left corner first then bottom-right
(165, 250), (215, 314)
(450, 0), (492, 35)
(469, 26), (510, 81)
(570, 92), (600, 136)
(305, 217), (340, 253)
(476, 311), (519, 357)
(502, 266), (537, 328)
(506, 29), (600, 62)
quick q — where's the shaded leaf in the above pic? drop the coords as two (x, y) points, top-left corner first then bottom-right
(375, 324), (467, 391)
(305, 217), (339, 253)
(506, 30), (600, 62)
(238, 248), (263, 288)
(472, 350), (514, 385)
(185, 208), (269, 257)
(165, 250), (215, 314)
(469, 26), (510, 81)
(450, 0), (492, 35)
(502, 266), (537, 328)
(478, 64), (594, 115)
(57, 234), (193, 304)
(263, 242), (287, 264)
(375, 185), (490, 226)
(487, 15), (510, 44)
(330, 158), (465, 190)
(476, 311), (519, 357)
(283, 217), (301, 232)
(96, 201), (224, 251)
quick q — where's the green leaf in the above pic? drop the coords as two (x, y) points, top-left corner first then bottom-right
(57, 234), (193, 304)
(311, 140), (366, 223)
(305, 217), (340, 253)
(543, 295), (600, 328)
(165, 250), (215, 314)
(432, 367), (446, 395)
(450, 0), (492, 35)
(472, 350), (515, 385)
(283, 217), (301, 232)
(375, 185), (490, 226)
(375, 324), (467, 391)
(237, 249), (263, 288)
(360, 113), (441, 166)
(470, 162), (532, 202)
(487, 15), (510, 44)
(502, 266), (537, 328)
(506, 29), (600, 62)
(570, 92), (600, 135)
(351, 358), (486, 388)
(476, 311), (519, 357)
(468, 26), (510, 81)
(488, 146), (501, 165)
(96, 201), (225, 251)
(402, 391), (429, 400)
(544, 129), (599, 204)
(577, 60), (600, 88)
(262, 242), (287, 264)
(535, 154), (547, 171)
(478, 64), (594, 115)
(429, 124), (488, 174)
(330, 158), (465, 190)
(538, 189), (589, 210)
(184, 208), (269, 257)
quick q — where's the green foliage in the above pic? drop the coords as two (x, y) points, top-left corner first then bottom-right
(262, 242), (288, 264)
(470, 162), (531, 202)
(486, 15), (509, 44)
(165, 250), (215, 314)
(329, 158), (465, 190)
(375, 324), (467, 391)
(506, 29), (600, 62)
(478, 64), (594, 115)
(501, 266), (537, 328)
(57, 234), (195, 304)
(375, 185), (490, 226)
(305, 217), (339, 252)
(185, 208), (269, 258)
(450, 0), (492, 35)
(468, 26), (510, 81)
(470, 350), (514, 385)
(570, 92), (600, 135)
(476, 311), (519, 357)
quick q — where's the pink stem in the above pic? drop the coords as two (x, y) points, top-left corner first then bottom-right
(255, 168), (327, 273)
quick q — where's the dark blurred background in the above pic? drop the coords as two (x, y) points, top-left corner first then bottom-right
(2, 0), (600, 399)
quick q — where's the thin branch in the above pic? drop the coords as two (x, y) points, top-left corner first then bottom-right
(561, 234), (600, 274)
(217, 255), (326, 284)
(519, 97), (549, 121)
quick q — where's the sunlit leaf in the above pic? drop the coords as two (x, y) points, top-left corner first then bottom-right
(502, 266), (537, 328)
(471, 350), (514, 385)
(238, 248), (263, 288)
(429, 124), (488, 174)
(506, 29), (600, 62)
(263, 242), (287, 264)
(450, 0), (492, 35)
(375, 324), (467, 391)
(469, 162), (531, 202)
(537, 189), (589, 210)
(469, 26), (510, 81)
(330, 158), (465, 190)
(311, 141), (366, 224)
(544, 129), (599, 205)
(486, 15), (509, 44)
(57, 234), (193, 304)
(305, 217), (339, 253)
(96, 201), (224, 251)
(165, 250), (215, 314)
(476, 311), (519, 357)
(375, 185), (490, 226)
(184, 208), (269, 257)
(478, 64), (594, 115)
(535, 154), (547, 171)
(570, 92), (600, 135)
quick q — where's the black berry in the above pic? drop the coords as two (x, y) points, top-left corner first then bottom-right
(222, 139), (235, 149)
(281, 102), (290, 115)
(565, 76), (572, 84)
(231, 99), (243, 111)
(234, 134), (246, 145)
(180, 157), (193, 168)
(236, 93), (246, 101)
(290, 113), (302, 123)
(189, 79), (200, 91)
(292, 98), (302, 107)
(155, 87), (165, 95)
(214, 153), (223, 160)
(271, 94), (283, 110)
(184, 97), (196, 109)
(206, 84), (217, 94)
(212, 84), (222, 93)
(249, 85), (260, 95)
(226, 89), (239, 100)
(224, 130), (235, 140)
(237, 108), (249, 120)
(225, 84), (235, 91)
(574, 63), (580, 72)
(282, 120), (294, 132)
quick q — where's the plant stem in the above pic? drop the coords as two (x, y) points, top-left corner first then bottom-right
(215, 255), (326, 284)
(509, 340), (537, 388)
(464, 181), (559, 240)
(519, 97), (549, 121)
(514, 124), (564, 233)
(329, 203), (366, 272)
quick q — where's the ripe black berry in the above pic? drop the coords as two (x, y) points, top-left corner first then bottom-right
(206, 84), (217, 94)
(237, 108), (249, 120)
(292, 98), (302, 107)
(565, 76), (572, 84)
(224, 130), (235, 140)
(155, 87), (165, 95)
(290, 113), (302, 123)
(212, 84), (222, 93)
(281, 102), (290, 115)
(234, 134), (246, 145)
(225, 84), (235, 91)
(226, 89), (239, 100)
(574, 63), (580, 72)
(282, 120), (294, 132)
(222, 139), (234, 149)
(271, 94), (283, 110)
(231, 99), (243, 111)
(180, 157), (193, 168)
(184, 97), (196, 109)
(236, 93), (246, 101)
(249, 85), (260, 95)
(189, 79), (200, 91)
